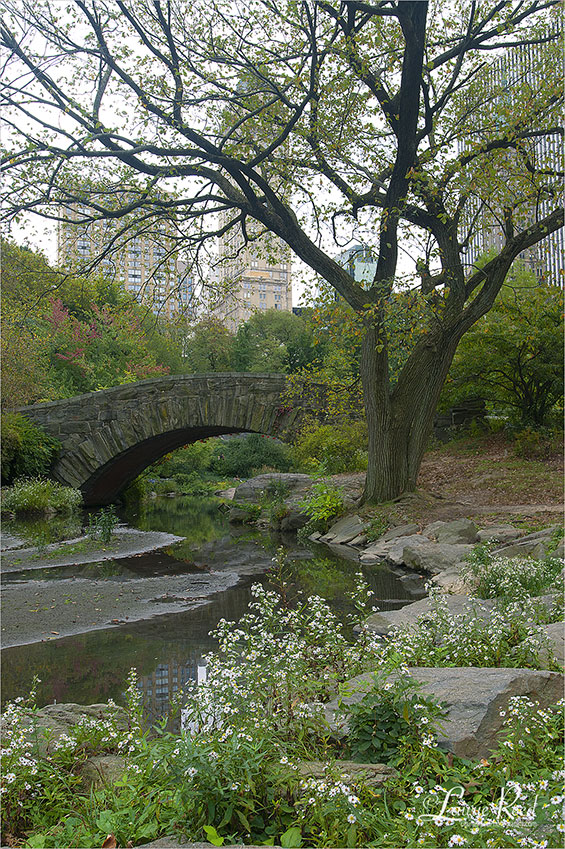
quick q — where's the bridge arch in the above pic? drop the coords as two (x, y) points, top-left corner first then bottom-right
(18, 374), (301, 505)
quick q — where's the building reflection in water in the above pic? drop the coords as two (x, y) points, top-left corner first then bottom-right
(136, 652), (208, 727)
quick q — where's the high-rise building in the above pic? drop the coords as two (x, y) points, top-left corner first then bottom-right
(58, 202), (192, 318)
(335, 244), (378, 287)
(213, 222), (292, 331)
(460, 32), (563, 283)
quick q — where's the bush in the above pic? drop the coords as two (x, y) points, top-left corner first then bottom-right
(210, 433), (291, 478)
(345, 673), (446, 769)
(1, 413), (60, 485)
(463, 545), (564, 599)
(87, 506), (119, 543)
(513, 426), (562, 459)
(298, 478), (345, 533)
(293, 421), (367, 474)
(1, 477), (82, 514)
(153, 440), (217, 478)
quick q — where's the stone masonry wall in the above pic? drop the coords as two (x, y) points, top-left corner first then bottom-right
(18, 374), (301, 505)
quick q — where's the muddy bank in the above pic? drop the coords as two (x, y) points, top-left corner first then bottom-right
(2, 528), (185, 573)
(1, 566), (241, 648)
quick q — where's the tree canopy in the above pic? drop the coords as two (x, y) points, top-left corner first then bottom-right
(1, 0), (562, 500)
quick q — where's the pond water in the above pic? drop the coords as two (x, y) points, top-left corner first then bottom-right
(1, 496), (426, 724)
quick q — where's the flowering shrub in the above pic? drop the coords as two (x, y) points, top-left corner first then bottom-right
(1, 477), (82, 515)
(464, 546), (563, 600)
(379, 586), (559, 670)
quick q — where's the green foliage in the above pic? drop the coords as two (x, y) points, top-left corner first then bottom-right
(210, 434), (291, 478)
(298, 478), (345, 533)
(293, 421), (367, 474)
(344, 674), (446, 769)
(442, 270), (564, 427)
(364, 514), (390, 542)
(1, 414), (61, 485)
(87, 506), (119, 543)
(1, 478), (82, 515)
(1, 240), (185, 406)
(513, 426), (563, 459)
(383, 587), (559, 670)
(151, 440), (217, 478)
(463, 545), (564, 600)
(183, 318), (235, 373)
(234, 309), (317, 374)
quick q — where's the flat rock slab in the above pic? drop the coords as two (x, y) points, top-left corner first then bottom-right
(435, 519), (479, 545)
(402, 541), (474, 575)
(324, 667), (564, 759)
(360, 534), (428, 566)
(364, 594), (496, 636)
(319, 514), (365, 545)
(477, 525), (523, 544)
(2, 528), (185, 573)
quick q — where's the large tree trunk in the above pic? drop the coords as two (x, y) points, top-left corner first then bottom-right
(361, 326), (460, 503)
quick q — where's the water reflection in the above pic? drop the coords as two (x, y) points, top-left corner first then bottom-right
(2, 496), (426, 726)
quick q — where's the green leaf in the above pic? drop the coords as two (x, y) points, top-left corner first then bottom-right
(25, 835), (47, 849)
(280, 826), (303, 848)
(203, 825), (225, 846)
(236, 809), (251, 831)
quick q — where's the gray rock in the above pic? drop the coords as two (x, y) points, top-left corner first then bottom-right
(319, 514), (365, 545)
(81, 754), (127, 789)
(324, 667), (564, 759)
(364, 594), (496, 637)
(538, 621), (565, 667)
(0, 703), (129, 756)
(215, 487), (236, 500)
(380, 523), (420, 542)
(349, 533), (368, 547)
(423, 521), (448, 539)
(280, 509), (309, 531)
(495, 540), (548, 559)
(431, 567), (471, 594)
(308, 531), (322, 542)
(435, 519), (479, 545)
(477, 525), (523, 544)
(297, 760), (397, 788)
(517, 525), (561, 543)
(359, 534), (428, 567)
(228, 506), (259, 523)
(402, 542), (474, 575)
(234, 473), (312, 504)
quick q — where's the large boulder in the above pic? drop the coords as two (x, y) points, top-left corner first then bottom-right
(363, 594), (497, 637)
(380, 523), (420, 541)
(359, 534), (428, 566)
(323, 667), (564, 759)
(477, 525), (523, 544)
(435, 519), (479, 545)
(234, 473), (313, 504)
(81, 754), (127, 789)
(495, 525), (562, 560)
(402, 542), (474, 575)
(1, 703), (129, 756)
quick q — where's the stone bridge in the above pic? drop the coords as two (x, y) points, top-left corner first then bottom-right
(19, 374), (307, 506)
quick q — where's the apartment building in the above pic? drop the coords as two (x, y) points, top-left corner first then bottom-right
(58, 202), (193, 318)
(213, 222), (292, 331)
(460, 32), (563, 283)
